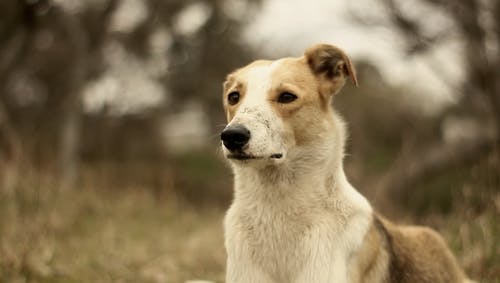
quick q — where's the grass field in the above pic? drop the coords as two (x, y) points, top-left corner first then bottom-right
(0, 178), (226, 283)
(0, 157), (498, 283)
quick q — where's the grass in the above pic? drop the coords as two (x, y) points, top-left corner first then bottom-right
(0, 179), (226, 283)
(0, 154), (498, 282)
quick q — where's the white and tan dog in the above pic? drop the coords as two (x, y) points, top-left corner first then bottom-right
(220, 44), (473, 283)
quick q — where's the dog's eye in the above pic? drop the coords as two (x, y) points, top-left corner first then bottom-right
(227, 92), (240, 105)
(277, 92), (297, 104)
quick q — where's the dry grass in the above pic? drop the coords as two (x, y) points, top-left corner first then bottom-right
(0, 177), (226, 283)
(0, 164), (498, 283)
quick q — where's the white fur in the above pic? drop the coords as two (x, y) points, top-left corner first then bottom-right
(223, 63), (372, 283)
(223, 61), (288, 163)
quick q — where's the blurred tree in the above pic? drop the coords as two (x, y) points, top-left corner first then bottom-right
(353, 0), (499, 201)
(0, 0), (262, 189)
(380, 0), (500, 134)
(0, 0), (120, 187)
(124, 0), (262, 128)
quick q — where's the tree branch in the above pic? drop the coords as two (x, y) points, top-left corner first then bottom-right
(374, 130), (496, 204)
(380, 0), (446, 55)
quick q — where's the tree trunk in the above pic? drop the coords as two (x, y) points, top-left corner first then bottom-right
(57, 0), (119, 188)
(0, 100), (21, 194)
(494, 0), (500, 147)
(59, 89), (83, 188)
(57, 9), (87, 189)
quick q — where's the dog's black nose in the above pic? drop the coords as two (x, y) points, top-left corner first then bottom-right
(221, 125), (250, 151)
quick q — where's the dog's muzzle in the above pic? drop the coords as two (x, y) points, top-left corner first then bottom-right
(221, 124), (284, 161)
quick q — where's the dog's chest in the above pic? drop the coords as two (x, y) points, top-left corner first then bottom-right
(239, 210), (309, 279)
(228, 203), (347, 282)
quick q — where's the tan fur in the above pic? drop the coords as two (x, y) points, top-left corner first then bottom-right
(380, 216), (469, 282)
(221, 43), (474, 283)
(350, 217), (390, 283)
(350, 214), (472, 283)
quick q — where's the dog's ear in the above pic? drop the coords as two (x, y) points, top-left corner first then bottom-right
(304, 44), (358, 94)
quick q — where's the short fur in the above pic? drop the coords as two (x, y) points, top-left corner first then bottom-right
(221, 43), (474, 283)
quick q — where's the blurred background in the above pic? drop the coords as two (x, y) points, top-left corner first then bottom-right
(0, 0), (498, 282)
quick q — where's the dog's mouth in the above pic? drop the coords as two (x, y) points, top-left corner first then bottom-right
(227, 153), (260, 160)
(227, 153), (283, 161)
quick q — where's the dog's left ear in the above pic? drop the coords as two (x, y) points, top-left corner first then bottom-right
(305, 44), (358, 94)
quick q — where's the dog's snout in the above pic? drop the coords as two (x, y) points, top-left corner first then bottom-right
(221, 125), (251, 151)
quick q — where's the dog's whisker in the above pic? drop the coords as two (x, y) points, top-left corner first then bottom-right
(208, 132), (223, 140)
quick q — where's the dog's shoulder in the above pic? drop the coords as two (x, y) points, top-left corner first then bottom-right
(374, 215), (467, 283)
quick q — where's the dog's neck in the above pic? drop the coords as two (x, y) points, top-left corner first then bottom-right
(231, 112), (370, 213)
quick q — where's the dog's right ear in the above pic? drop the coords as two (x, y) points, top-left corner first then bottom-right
(304, 44), (358, 95)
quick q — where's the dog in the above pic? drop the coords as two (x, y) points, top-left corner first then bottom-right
(219, 43), (474, 283)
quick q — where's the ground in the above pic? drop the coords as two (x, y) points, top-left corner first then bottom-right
(0, 185), (226, 283)
(0, 157), (498, 283)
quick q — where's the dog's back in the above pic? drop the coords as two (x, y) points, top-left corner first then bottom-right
(356, 215), (469, 283)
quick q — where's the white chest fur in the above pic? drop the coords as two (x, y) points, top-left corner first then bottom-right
(224, 168), (372, 283)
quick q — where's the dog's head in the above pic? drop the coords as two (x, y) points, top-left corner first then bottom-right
(220, 44), (357, 166)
